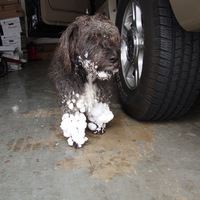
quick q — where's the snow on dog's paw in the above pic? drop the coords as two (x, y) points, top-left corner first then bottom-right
(88, 122), (106, 134)
(61, 112), (88, 148)
(87, 103), (113, 134)
(93, 127), (106, 134)
(67, 136), (88, 148)
(88, 122), (97, 131)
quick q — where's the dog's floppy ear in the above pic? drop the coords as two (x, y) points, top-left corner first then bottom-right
(57, 23), (78, 72)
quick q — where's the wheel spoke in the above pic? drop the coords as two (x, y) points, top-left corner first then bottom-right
(131, 2), (136, 28)
(124, 60), (132, 77)
(121, 39), (128, 65)
(121, 25), (128, 40)
(126, 63), (135, 88)
(129, 2), (143, 33)
(138, 49), (144, 78)
(135, 3), (143, 32)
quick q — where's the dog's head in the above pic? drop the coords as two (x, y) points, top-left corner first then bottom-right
(57, 13), (121, 80)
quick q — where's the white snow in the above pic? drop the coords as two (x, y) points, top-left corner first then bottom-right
(68, 103), (74, 110)
(61, 102), (114, 146)
(60, 112), (88, 147)
(84, 51), (88, 59)
(12, 105), (19, 112)
(87, 102), (114, 132)
(88, 122), (97, 131)
(84, 74), (98, 112)
(76, 99), (86, 113)
(97, 71), (108, 78)
(60, 94), (114, 147)
(97, 71), (113, 80)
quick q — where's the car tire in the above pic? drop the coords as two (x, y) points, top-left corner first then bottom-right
(0, 58), (8, 77)
(116, 0), (200, 120)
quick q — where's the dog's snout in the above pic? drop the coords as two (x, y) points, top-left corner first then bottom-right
(109, 52), (118, 64)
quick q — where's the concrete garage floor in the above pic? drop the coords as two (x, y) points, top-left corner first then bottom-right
(0, 60), (200, 200)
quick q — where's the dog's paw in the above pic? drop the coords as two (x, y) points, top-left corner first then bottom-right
(88, 122), (106, 134)
(67, 136), (88, 148)
(93, 127), (106, 134)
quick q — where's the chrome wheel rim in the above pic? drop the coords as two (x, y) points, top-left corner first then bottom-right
(121, 0), (144, 90)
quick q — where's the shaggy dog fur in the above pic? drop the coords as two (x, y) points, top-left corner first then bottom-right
(49, 13), (120, 148)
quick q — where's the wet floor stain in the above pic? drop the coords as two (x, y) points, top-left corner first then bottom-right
(5, 108), (155, 181)
(57, 113), (155, 181)
(6, 133), (65, 153)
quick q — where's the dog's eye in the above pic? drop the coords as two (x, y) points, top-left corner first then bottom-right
(91, 35), (98, 41)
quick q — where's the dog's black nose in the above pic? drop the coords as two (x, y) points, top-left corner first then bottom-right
(109, 52), (118, 64)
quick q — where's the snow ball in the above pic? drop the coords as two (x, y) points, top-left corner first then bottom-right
(69, 103), (74, 110)
(98, 111), (114, 123)
(62, 113), (69, 120)
(78, 112), (87, 121)
(97, 71), (108, 78)
(88, 103), (114, 125)
(61, 112), (88, 147)
(12, 105), (19, 112)
(80, 106), (86, 113)
(84, 51), (88, 59)
(88, 122), (97, 131)
(90, 102), (104, 117)
(76, 93), (80, 98)
(76, 100), (86, 113)
(67, 137), (74, 146)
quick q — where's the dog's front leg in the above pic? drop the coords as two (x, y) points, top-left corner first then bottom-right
(87, 102), (114, 134)
(60, 112), (88, 148)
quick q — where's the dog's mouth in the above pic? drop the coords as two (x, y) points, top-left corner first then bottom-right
(97, 68), (119, 80)
(104, 66), (114, 71)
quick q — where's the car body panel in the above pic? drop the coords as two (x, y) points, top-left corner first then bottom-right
(40, 0), (92, 26)
(26, 0), (200, 37)
(169, 0), (200, 31)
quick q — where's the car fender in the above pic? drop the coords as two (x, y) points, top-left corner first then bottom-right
(169, 0), (200, 31)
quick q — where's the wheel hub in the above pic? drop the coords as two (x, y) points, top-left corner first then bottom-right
(127, 29), (136, 63)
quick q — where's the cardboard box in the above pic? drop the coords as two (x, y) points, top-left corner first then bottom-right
(1, 36), (21, 49)
(37, 51), (54, 60)
(0, 7), (23, 20)
(1, 32), (21, 49)
(0, 0), (19, 5)
(0, 3), (23, 20)
(0, 45), (15, 51)
(0, 3), (21, 11)
(0, 17), (22, 34)
(1, 32), (26, 50)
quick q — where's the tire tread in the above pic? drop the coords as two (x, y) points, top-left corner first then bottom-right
(149, 1), (200, 119)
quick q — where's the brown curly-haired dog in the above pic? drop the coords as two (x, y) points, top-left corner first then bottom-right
(49, 13), (120, 148)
